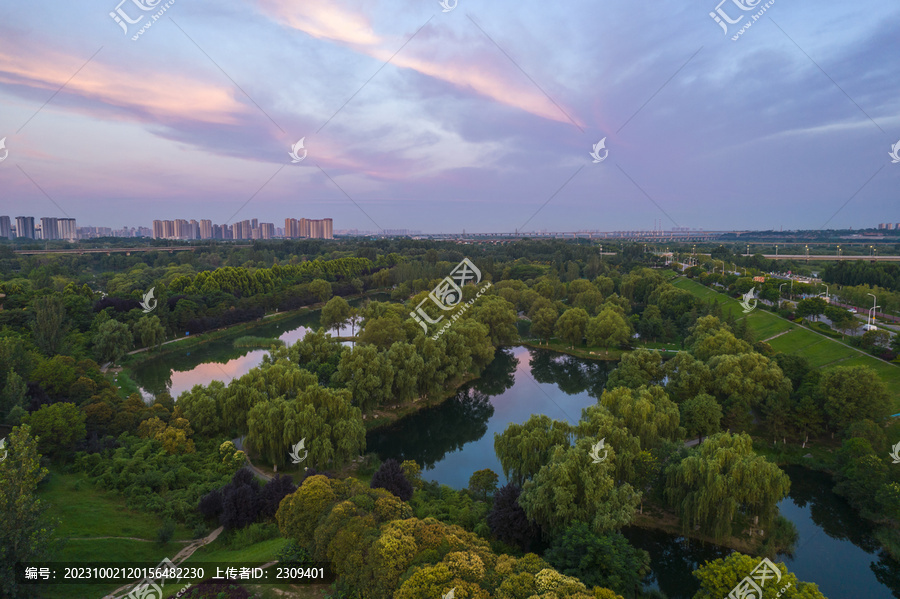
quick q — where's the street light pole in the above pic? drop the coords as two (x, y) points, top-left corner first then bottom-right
(867, 293), (877, 327)
(779, 283), (786, 300)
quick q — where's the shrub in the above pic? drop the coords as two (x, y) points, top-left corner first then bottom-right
(156, 518), (175, 544)
(369, 459), (413, 501)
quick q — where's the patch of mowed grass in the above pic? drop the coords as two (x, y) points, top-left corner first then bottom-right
(745, 312), (793, 340)
(798, 338), (858, 367)
(674, 276), (900, 410)
(39, 468), (192, 541)
(766, 329), (825, 354)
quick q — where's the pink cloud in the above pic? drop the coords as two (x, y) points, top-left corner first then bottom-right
(0, 45), (247, 125)
(256, 1), (582, 127)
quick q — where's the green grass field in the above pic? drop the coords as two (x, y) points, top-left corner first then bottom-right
(35, 469), (194, 598)
(673, 277), (900, 410)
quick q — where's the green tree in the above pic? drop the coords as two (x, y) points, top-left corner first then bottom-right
(599, 385), (680, 449)
(519, 439), (641, 535)
(31, 295), (68, 355)
(309, 279), (333, 303)
(796, 297), (827, 321)
(556, 308), (589, 348)
(335, 344), (394, 413)
(693, 552), (826, 599)
(586, 307), (630, 354)
(93, 318), (132, 365)
(819, 365), (891, 433)
(467, 469), (499, 502)
(386, 341), (424, 404)
(321, 296), (351, 335)
(359, 316), (407, 350)
(665, 432), (790, 541)
(530, 307), (558, 345)
(680, 393), (722, 443)
(824, 305), (855, 336)
(707, 352), (791, 429)
(546, 522), (650, 598)
(469, 295), (518, 346)
(0, 371), (28, 421)
(0, 425), (60, 598)
(606, 349), (664, 390)
(664, 352), (712, 402)
(494, 415), (572, 486)
(133, 314), (166, 351)
(23, 402), (87, 457)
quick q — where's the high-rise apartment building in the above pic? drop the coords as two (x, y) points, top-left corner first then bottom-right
(284, 217), (332, 239)
(57, 218), (77, 241)
(0, 216), (11, 238)
(40, 217), (59, 240)
(200, 219), (212, 239)
(15, 216), (35, 239)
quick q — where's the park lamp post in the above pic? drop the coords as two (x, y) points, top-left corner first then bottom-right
(779, 283), (787, 300)
(867, 293), (878, 327)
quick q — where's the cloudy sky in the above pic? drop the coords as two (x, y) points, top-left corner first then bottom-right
(0, 0), (897, 233)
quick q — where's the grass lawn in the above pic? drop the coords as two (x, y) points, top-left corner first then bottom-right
(673, 276), (900, 410)
(39, 468), (192, 541)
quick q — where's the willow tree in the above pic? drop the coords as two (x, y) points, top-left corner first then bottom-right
(494, 414), (572, 486)
(599, 385), (681, 450)
(665, 432), (790, 542)
(518, 439), (641, 536)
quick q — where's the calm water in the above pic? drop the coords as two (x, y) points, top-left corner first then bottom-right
(368, 347), (900, 599)
(128, 295), (384, 398)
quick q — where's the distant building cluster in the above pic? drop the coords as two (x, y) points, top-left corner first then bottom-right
(152, 217), (332, 240)
(79, 226), (152, 239)
(284, 218), (333, 239)
(877, 223), (900, 230)
(0, 215), (78, 241)
(336, 228), (421, 236)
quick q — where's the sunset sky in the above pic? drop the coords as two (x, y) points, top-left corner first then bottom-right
(1, 0), (898, 233)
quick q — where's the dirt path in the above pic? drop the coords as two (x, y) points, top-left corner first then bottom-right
(68, 536), (191, 543)
(762, 329), (792, 342)
(102, 526), (224, 599)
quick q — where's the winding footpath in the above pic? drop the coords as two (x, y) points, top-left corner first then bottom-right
(101, 526), (224, 599)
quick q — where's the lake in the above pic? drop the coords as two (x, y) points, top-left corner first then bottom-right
(129, 327), (899, 599)
(367, 347), (900, 599)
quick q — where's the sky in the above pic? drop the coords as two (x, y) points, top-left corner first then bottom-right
(0, 0), (898, 233)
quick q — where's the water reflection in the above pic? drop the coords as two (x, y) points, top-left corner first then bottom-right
(366, 347), (614, 489)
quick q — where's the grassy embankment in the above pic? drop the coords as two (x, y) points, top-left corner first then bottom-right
(36, 468), (193, 599)
(671, 276), (900, 411)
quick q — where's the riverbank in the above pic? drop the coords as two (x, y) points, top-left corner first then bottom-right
(519, 338), (682, 361)
(122, 289), (387, 368)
